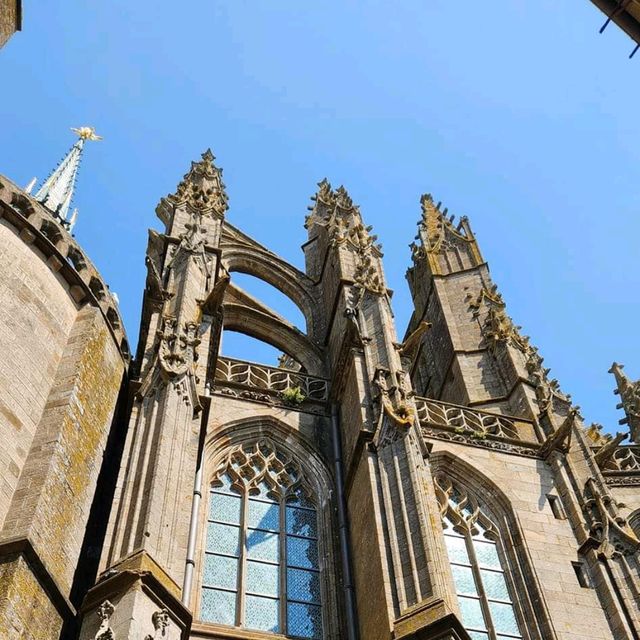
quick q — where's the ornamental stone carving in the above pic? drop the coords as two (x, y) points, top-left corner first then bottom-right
(610, 362), (640, 443)
(169, 149), (228, 216)
(214, 439), (308, 500)
(94, 600), (115, 640)
(157, 318), (200, 378)
(305, 180), (385, 296)
(144, 608), (170, 640)
(581, 477), (640, 559)
(433, 473), (498, 539)
(470, 286), (529, 352)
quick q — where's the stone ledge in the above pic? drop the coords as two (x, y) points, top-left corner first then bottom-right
(0, 535), (76, 622)
(394, 596), (469, 640)
(191, 621), (291, 639)
(81, 550), (192, 637)
(90, 549), (182, 604)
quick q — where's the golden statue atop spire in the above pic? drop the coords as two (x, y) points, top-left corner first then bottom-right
(70, 126), (102, 141)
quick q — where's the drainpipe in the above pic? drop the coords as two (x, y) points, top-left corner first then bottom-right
(182, 397), (210, 605)
(332, 404), (359, 640)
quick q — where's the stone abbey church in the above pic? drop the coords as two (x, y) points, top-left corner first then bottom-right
(0, 136), (639, 640)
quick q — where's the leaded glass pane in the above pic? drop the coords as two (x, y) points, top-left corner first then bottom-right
(444, 534), (470, 565)
(450, 564), (477, 596)
(287, 535), (318, 569)
(286, 506), (317, 538)
(248, 498), (280, 532)
(206, 522), (240, 556)
(256, 481), (277, 501)
(488, 601), (520, 635)
(209, 492), (242, 524)
(468, 632), (490, 640)
(287, 601), (323, 639)
(247, 529), (279, 562)
(246, 560), (279, 597)
(245, 594), (279, 633)
(213, 474), (236, 494)
(288, 567), (321, 604)
(473, 538), (501, 569)
(290, 492), (315, 510)
(200, 587), (236, 625)
(203, 553), (238, 590)
(481, 568), (510, 602)
(458, 596), (487, 631)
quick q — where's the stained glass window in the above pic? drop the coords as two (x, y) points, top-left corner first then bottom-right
(200, 442), (323, 639)
(438, 475), (524, 640)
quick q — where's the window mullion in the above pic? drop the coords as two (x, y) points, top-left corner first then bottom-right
(465, 529), (497, 639)
(237, 489), (249, 628)
(280, 495), (287, 635)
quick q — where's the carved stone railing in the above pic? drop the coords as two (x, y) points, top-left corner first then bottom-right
(603, 445), (640, 472)
(415, 397), (540, 458)
(213, 357), (329, 406)
(601, 445), (640, 486)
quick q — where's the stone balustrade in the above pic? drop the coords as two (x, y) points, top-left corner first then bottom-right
(214, 356), (329, 404)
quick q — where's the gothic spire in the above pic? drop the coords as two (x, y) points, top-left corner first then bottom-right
(34, 127), (102, 227)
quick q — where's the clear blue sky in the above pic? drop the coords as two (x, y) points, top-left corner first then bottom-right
(1, 1), (638, 434)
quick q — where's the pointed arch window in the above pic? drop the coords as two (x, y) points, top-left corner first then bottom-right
(200, 440), (323, 639)
(435, 474), (524, 640)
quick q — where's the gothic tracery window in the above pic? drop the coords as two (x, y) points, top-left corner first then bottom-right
(201, 439), (323, 639)
(435, 473), (524, 640)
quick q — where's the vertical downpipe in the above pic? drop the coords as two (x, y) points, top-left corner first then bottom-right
(332, 404), (359, 640)
(182, 398), (210, 605)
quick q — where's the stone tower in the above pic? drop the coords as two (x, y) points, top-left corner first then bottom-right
(0, 130), (129, 639)
(1, 148), (639, 640)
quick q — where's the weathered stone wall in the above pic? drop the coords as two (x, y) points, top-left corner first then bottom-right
(430, 442), (615, 640)
(0, 181), (128, 639)
(0, 552), (60, 640)
(1, 304), (124, 589)
(347, 453), (392, 640)
(0, 220), (78, 528)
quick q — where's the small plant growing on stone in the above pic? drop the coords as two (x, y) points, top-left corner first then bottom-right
(282, 386), (306, 405)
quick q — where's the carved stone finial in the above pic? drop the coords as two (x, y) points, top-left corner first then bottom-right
(170, 149), (228, 216)
(306, 180), (386, 296)
(94, 600), (115, 640)
(609, 362), (640, 443)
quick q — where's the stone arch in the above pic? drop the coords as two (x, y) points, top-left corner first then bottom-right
(197, 416), (341, 637)
(220, 227), (321, 337)
(430, 451), (556, 640)
(222, 302), (325, 376)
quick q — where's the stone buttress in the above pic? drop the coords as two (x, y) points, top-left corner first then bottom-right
(304, 182), (467, 640)
(78, 151), (229, 640)
(406, 193), (640, 639)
